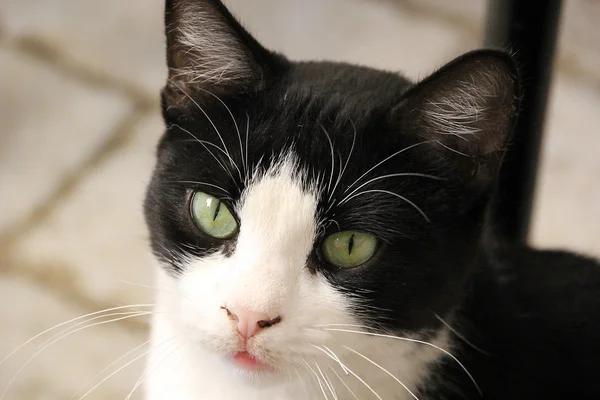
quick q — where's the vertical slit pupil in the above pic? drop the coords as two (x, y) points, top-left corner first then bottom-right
(348, 234), (355, 255)
(213, 200), (222, 221)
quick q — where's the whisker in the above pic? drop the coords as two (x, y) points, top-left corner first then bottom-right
(315, 361), (338, 400)
(69, 339), (151, 399)
(343, 140), (435, 195)
(197, 87), (245, 181)
(314, 344), (383, 400)
(168, 180), (232, 197)
(340, 172), (443, 205)
(314, 362), (338, 400)
(37, 311), (149, 356)
(0, 312), (152, 400)
(342, 189), (431, 223)
(328, 366), (360, 400)
(311, 345), (348, 375)
(169, 123), (238, 186)
(322, 327), (482, 395)
(125, 338), (183, 399)
(245, 111), (250, 187)
(435, 140), (470, 157)
(320, 124), (336, 200)
(170, 84), (240, 189)
(303, 360), (329, 400)
(330, 120), (357, 202)
(434, 314), (492, 356)
(0, 304), (154, 369)
(293, 365), (309, 400)
(342, 345), (419, 400)
(76, 336), (170, 400)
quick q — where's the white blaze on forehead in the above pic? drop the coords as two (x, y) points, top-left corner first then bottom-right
(227, 156), (319, 314)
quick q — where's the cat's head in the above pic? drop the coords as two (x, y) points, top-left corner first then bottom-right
(145, 0), (519, 384)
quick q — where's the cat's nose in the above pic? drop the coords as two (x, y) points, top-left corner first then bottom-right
(224, 306), (282, 339)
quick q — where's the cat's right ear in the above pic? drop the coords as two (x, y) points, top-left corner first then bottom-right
(164, 0), (281, 101)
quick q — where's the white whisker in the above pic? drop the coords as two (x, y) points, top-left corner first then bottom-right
(197, 87), (245, 181)
(342, 345), (419, 400)
(245, 111), (250, 186)
(0, 304), (154, 369)
(171, 83), (240, 189)
(435, 140), (470, 157)
(170, 123), (239, 185)
(343, 140), (434, 195)
(320, 124), (336, 199)
(303, 360), (329, 400)
(434, 314), (492, 356)
(314, 344), (383, 400)
(125, 338), (183, 400)
(340, 172), (443, 205)
(169, 180), (231, 197)
(328, 366), (360, 400)
(293, 365), (309, 400)
(0, 312), (152, 400)
(343, 189), (431, 222)
(311, 345), (348, 375)
(323, 327), (482, 395)
(76, 336), (168, 400)
(69, 339), (151, 399)
(331, 120), (357, 201)
(315, 362), (338, 400)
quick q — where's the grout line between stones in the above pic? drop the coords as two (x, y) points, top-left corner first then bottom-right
(0, 105), (154, 324)
(0, 106), (151, 244)
(388, 0), (600, 95)
(6, 34), (157, 109)
(0, 31), (160, 334)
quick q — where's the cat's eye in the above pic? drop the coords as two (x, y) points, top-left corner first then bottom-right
(190, 192), (238, 239)
(321, 231), (377, 268)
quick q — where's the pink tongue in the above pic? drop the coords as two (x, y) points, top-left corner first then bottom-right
(233, 351), (261, 367)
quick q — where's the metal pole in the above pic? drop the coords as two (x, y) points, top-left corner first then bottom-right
(485, 0), (563, 244)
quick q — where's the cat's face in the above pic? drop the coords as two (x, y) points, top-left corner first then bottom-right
(145, 0), (518, 384)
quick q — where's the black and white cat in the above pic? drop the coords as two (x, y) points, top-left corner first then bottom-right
(143, 1), (600, 399)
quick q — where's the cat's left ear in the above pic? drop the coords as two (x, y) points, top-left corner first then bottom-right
(164, 0), (281, 99)
(392, 50), (520, 191)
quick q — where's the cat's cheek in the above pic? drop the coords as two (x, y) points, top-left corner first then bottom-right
(169, 255), (240, 350)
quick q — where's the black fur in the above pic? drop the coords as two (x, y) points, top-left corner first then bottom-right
(144, 1), (600, 397)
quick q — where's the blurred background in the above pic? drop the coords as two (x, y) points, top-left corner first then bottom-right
(0, 0), (598, 398)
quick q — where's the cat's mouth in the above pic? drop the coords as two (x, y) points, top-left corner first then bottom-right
(230, 351), (271, 370)
(228, 350), (278, 373)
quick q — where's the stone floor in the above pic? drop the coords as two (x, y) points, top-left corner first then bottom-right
(0, 0), (599, 398)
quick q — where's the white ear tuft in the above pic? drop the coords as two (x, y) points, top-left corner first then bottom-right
(393, 50), (520, 189)
(164, 0), (275, 95)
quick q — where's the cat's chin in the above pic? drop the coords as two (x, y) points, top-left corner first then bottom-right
(220, 356), (286, 388)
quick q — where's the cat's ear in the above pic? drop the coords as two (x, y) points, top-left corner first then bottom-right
(164, 0), (280, 99)
(392, 50), (520, 191)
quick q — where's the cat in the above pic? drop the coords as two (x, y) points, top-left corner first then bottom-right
(142, 0), (600, 399)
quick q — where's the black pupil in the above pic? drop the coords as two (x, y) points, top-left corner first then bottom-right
(213, 200), (222, 221)
(348, 234), (355, 255)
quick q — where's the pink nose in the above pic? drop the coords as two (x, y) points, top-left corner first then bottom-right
(225, 306), (282, 339)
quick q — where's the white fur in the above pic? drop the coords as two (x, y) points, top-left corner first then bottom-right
(145, 155), (449, 399)
(171, 3), (253, 85)
(423, 70), (501, 139)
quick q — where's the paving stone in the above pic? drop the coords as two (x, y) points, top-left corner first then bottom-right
(13, 114), (164, 308)
(226, 0), (466, 80)
(0, 276), (147, 400)
(1, 0), (167, 94)
(0, 48), (132, 231)
(0, 0), (466, 92)
(530, 77), (600, 258)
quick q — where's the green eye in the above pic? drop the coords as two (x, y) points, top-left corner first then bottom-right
(321, 231), (378, 268)
(190, 192), (238, 239)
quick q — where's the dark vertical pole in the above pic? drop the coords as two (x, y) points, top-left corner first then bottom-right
(485, 0), (563, 244)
